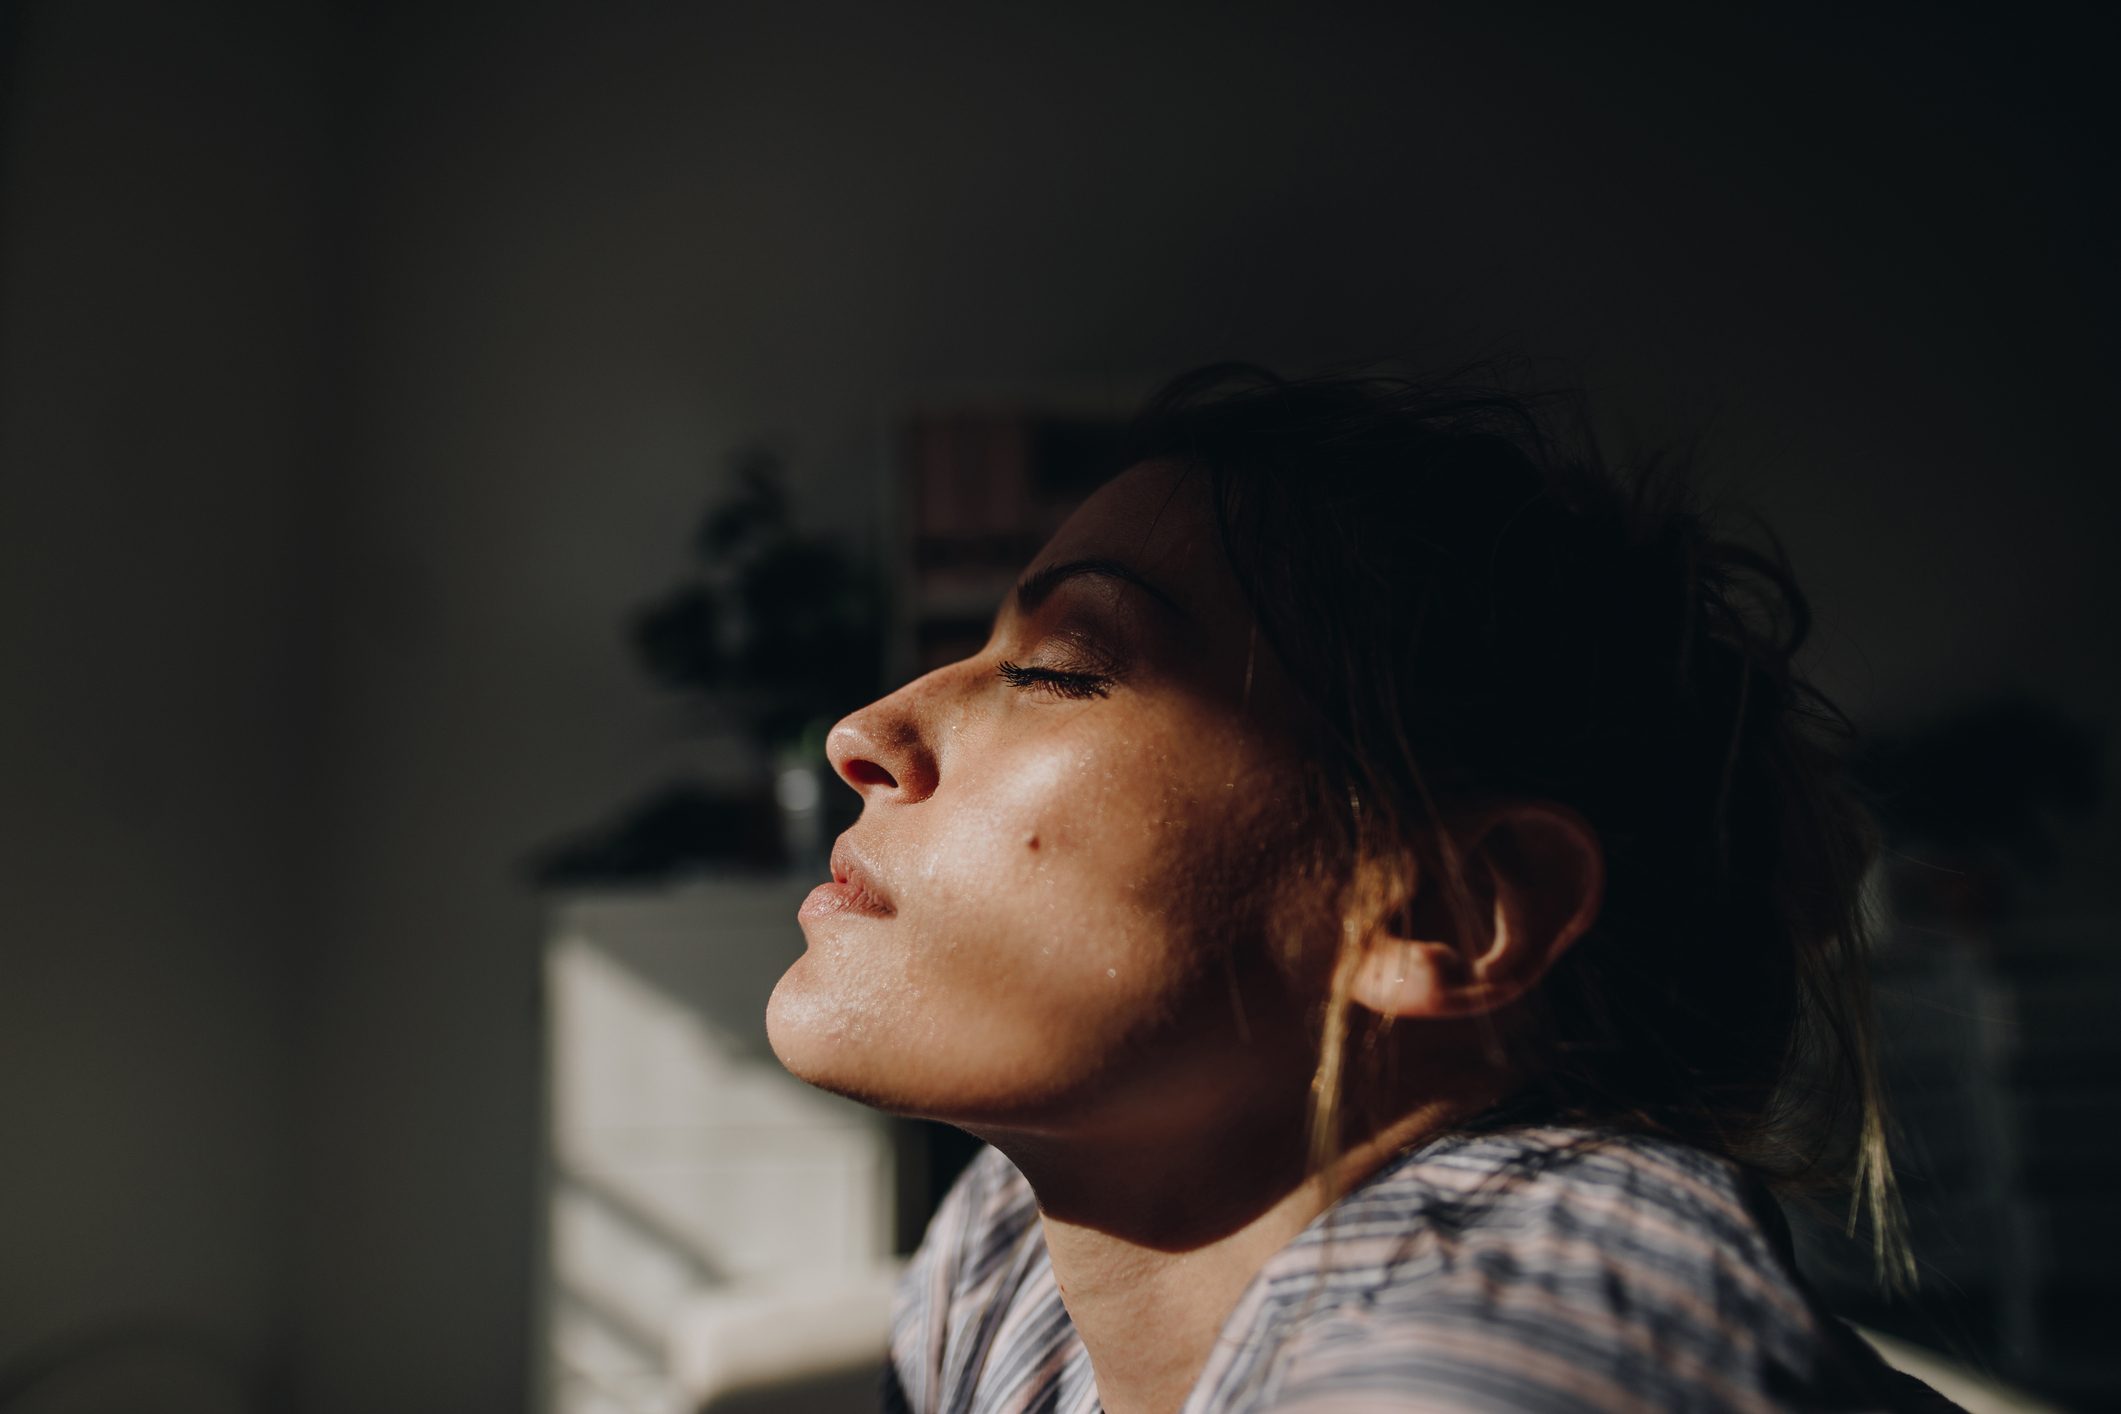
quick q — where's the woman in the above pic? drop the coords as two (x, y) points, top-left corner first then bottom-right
(767, 367), (1960, 1412)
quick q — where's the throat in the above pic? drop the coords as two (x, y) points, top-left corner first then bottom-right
(989, 1111), (1322, 1414)
(990, 1095), (1492, 1413)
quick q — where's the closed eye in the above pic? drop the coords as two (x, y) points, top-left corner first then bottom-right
(996, 660), (1112, 700)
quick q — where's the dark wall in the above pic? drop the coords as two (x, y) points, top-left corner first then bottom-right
(3, 2), (2113, 1410)
(0, 0), (338, 1406)
(304, 7), (2121, 1406)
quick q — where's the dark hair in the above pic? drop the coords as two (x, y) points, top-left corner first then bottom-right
(1124, 363), (1913, 1290)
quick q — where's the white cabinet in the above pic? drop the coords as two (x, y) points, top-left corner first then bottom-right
(537, 878), (896, 1414)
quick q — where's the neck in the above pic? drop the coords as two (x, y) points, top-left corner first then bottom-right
(978, 1095), (1481, 1414)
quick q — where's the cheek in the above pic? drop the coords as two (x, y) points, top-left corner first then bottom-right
(923, 741), (1088, 901)
(911, 732), (1181, 1009)
(769, 710), (1321, 1125)
(771, 729), (1204, 1111)
(916, 729), (1306, 1051)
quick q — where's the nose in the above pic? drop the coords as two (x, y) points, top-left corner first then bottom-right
(824, 681), (942, 804)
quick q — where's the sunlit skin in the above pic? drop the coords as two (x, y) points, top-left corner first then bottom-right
(767, 458), (1603, 1414)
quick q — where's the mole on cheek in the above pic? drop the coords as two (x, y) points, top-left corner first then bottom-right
(1024, 833), (1040, 851)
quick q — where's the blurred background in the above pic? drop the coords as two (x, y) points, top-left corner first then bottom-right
(2, 1), (2116, 1411)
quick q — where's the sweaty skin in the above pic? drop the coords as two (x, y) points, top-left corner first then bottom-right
(769, 458), (1333, 1153)
(767, 459), (1506, 1414)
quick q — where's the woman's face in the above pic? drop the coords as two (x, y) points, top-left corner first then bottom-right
(766, 459), (1338, 1143)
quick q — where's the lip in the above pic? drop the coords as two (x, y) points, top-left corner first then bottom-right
(797, 838), (896, 922)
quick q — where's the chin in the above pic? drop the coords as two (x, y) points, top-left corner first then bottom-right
(765, 968), (844, 1081)
(767, 968), (909, 1113)
(767, 986), (1071, 1130)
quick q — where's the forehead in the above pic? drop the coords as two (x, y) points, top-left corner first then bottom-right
(1036, 459), (1234, 623)
(1032, 459), (1312, 742)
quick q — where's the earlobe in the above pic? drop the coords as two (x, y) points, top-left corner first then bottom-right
(1346, 935), (1461, 1018)
(1343, 802), (1603, 1022)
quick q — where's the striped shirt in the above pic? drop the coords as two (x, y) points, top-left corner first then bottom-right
(883, 1122), (1962, 1412)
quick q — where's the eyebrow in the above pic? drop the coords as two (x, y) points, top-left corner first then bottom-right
(1011, 556), (1191, 623)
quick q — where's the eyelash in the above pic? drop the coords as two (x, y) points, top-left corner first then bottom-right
(996, 659), (1113, 700)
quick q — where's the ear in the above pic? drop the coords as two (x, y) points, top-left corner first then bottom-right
(1345, 802), (1604, 1021)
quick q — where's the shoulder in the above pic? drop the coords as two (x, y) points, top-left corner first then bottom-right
(1446, 1126), (1808, 1323)
(1250, 1126), (1949, 1413)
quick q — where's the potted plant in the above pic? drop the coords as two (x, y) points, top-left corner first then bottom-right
(530, 448), (886, 884)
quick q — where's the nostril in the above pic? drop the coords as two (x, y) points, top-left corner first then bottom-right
(844, 758), (898, 790)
